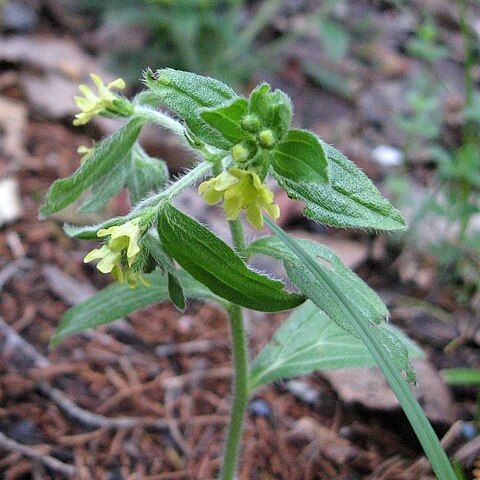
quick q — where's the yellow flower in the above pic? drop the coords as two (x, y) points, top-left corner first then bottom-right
(84, 219), (145, 287)
(84, 244), (122, 275)
(198, 168), (280, 229)
(77, 145), (93, 163)
(97, 220), (141, 266)
(73, 74), (126, 126)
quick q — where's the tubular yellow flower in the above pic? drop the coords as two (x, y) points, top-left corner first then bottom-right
(84, 219), (144, 286)
(97, 219), (141, 266)
(73, 74), (126, 126)
(77, 145), (93, 164)
(198, 168), (280, 229)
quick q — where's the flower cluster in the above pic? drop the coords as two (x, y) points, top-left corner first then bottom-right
(199, 168), (280, 229)
(84, 219), (149, 288)
(74, 74), (131, 126)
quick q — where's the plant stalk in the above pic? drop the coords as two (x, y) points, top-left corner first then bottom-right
(219, 216), (249, 480)
(220, 302), (249, 480)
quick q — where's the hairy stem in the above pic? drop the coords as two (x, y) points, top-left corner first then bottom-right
(220, 217), (249, 480)
(135, 161), (212, 212)
(134, 106), (185, 137)
(220, 303), (249, 480)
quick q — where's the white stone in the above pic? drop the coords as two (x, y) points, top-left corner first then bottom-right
(371, 145), (404, 167)
(0, 178), (22, 226)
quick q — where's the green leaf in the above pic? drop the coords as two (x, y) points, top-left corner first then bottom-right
(79, 155), (130, 214)
(247, 236), (387, 337)
(318, 18), (350, 61)
(52, 270), (223, 346)
(273, 141), (406, 230)
(144, 68), (237, 150)
(142, 233), (185, 311)
(249, 301), (423, 390)
(272, 129), (329, 184)
(157, 204), (304, 312)
(200, 98), (249, 146)
(168, 273), (186, 311)
(248, 83), (292, 138)
(126, 146), (169, 205)
(40, 118), (144, 218)
(263, 216), (456, 480)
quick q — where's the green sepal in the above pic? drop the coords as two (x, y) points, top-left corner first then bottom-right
(40, 118), (144, 218)
(272, 129), (329, 184)
(51, 270), (223, 346)
(200, 98), (250, 146)
(248, 83), (292, 139)
(273, 141), (406, 230)
(249, 301), (423, 390)
(144, 68), (237, 150)
(157, 204), (304, 312)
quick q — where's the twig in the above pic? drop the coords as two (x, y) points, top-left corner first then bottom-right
(0, 430), (76, 477)
(155, 338), (228, 357)
(0, 259), (33, 291)
(165, 389), (191, 456)
(0, 315), (229, 431)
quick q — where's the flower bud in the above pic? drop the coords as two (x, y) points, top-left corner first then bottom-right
(231, 140), (257, 163)
(258, 129), (276, 149)
(241, 114), (261, 133)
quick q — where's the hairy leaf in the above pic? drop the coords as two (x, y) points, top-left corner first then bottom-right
(272, 129), (329, 184)
(158, 204), (304, 312)
(247, 236), (387, 336)
(127, 146), (169, 205)
(79, 155), (130, 213)
(40, 118), (144, 218)
(200, 98), (249, 146)
(263, 217), (456, 480)
(142, 234), (185, 310)
(250, 301), (423, 390)
(52, 270), (221, 346)
(274, 142), (406, 230)
(145, 68), (237, 149)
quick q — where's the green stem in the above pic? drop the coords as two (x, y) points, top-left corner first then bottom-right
(220, 302), (249, 480)
(228, 219), (246, 254)
(134, 106), (185, 137)
(134, 161), (212, 212)
(219, 216), (249, 480)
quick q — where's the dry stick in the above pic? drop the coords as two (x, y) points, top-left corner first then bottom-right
(0, 431), (76, 477)
(0, 315), (230, 430)
(0, 259), (33, 290)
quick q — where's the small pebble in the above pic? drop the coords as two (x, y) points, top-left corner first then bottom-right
(249, 398), (271, 417)
(371, 145), (404, 167)
(0, 178), (22, 226)
(461, 422), (477, 440)
(285, 379), (319, 405)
